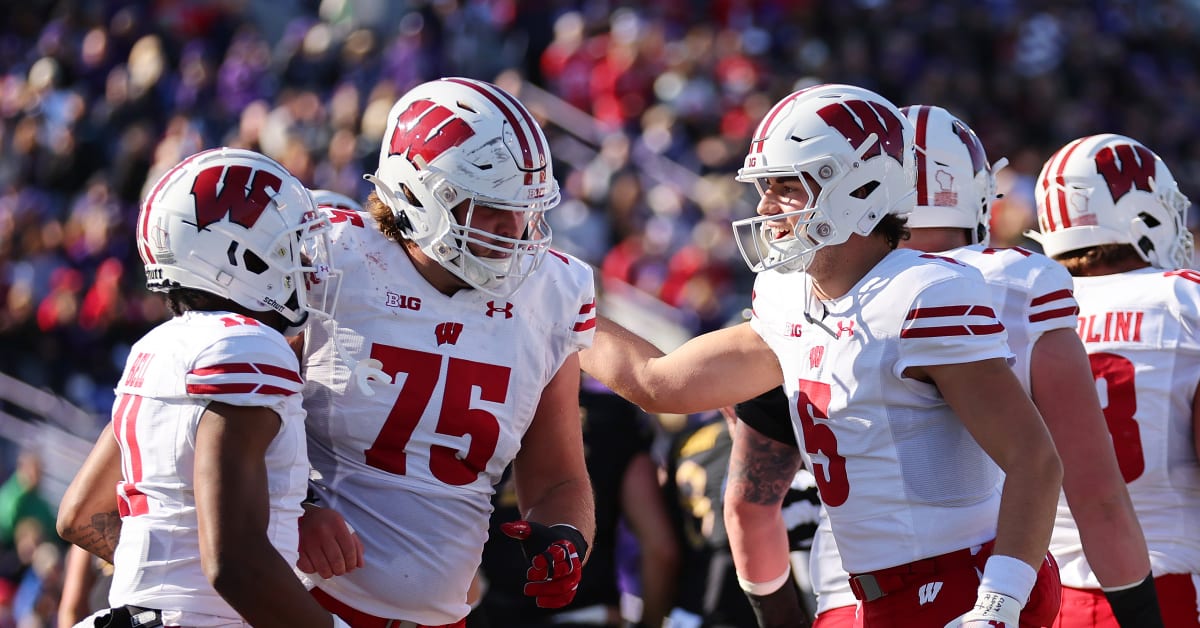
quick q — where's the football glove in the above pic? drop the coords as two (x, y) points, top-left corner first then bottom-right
(944, 590), (1020, 627)
(500, 520), (588, 608)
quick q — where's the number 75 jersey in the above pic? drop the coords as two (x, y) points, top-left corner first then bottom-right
(1053, 267), (1200, 586)
(298, 211), (596, 624)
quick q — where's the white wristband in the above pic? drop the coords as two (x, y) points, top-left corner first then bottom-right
(737, 567), (791, 596)
(980, 554), (1038, 607)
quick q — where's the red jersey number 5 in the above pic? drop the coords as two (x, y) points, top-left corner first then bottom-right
(795, 379), (850, 506)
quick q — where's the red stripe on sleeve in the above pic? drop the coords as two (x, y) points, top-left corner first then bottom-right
(1030, 289), (1074, 307)
(1029, 306), (1080, 323)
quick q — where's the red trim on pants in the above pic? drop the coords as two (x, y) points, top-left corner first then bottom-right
(311, 587), (466, 628)
(846, 540), (1061, 627)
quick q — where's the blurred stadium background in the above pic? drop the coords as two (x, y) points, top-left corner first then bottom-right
(0, 0), (1198, 623)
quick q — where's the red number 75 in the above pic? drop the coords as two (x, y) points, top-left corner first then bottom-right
(362, 343), (508, 486)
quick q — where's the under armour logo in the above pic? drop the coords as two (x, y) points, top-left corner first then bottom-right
(918, 581), (944, 605)
(809, 346), (824, 369)
(837, 320), (855, 338)
(435, 322), (464, 346)
(486, 300), (514, 319)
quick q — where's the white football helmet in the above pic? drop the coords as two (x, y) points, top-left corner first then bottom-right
(1029, 134), (1192, 269)
(733, 83), (916, 273)
(365, 77), (559, 297)
(900, 105), (1008, 246)
(137, 148), (338, 326)
(310, 189), (364, 213)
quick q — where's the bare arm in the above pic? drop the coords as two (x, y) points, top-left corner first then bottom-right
(579, 317), (782, 414)
(1031, 328), (1150, 585)
(725, 419), (804, 584)
(620, 452), (678, 628)
(918, 357), (1062, 570)
(57, 422), (122, 562)
(58, 544), (100, 626)
(512, 352), (595, 549)
(194, 401), (339, 628)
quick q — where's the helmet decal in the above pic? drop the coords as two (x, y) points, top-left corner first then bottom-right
(954, 118), (988, 175)
(388, 99), (477, 169)
(1095, 143), (1156, 203)
(817, 99), (907, 164)
(1031, 134), (1192, 269)
(136, 148), (340, 326)
(190, 165), (282, 231)
(444, 77), (548, 176)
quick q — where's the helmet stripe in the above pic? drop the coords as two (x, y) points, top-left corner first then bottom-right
(912, 105), (931, 206)
(1051, 136), (1089, 229)
(139, 148), (214, 265)
(750, 86), (816, 155)
(443, 78), (545, 174)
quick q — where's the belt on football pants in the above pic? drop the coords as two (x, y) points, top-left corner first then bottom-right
(311, 587), (466, 628)
(847, 540), (992, 602)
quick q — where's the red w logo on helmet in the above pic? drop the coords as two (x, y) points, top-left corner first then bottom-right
(953, 119), (988, 175)
(389, 99), (476, 168)
(191, 165), (282, 231)
(818, 100), (906, 164)
(1095, 144), (1155, 203)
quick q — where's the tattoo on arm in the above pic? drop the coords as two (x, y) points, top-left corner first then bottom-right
(61, 511), (122, 563)
(728, 427), (803, 506)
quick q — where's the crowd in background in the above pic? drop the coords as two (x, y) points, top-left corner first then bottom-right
(1, 0), (1199, 625)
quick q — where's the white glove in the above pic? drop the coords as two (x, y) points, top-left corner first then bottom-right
(944, 590), (1021, 627)
(332, 616), (353, 628)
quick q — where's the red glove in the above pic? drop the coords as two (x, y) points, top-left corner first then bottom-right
(500, 520), (588, 608)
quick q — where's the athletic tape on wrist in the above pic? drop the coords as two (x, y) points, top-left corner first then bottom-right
(979, 554), (1037, 607)
(737, 567), (791, 596)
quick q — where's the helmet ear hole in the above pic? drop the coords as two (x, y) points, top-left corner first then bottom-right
(243, 249), (268, 275)
(851, 180), (880, 200)
(1138, 212), (1161, 228)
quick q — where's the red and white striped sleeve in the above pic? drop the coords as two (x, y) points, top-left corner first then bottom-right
(1026, 259), (1080, 335)
(185, 331), (303, 406)
(896, 269), (1013, 372)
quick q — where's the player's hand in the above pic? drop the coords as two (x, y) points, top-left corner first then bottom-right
(944, 590), (1020, 627)
(297, 504), (364, 578)
(500, 520), (588, 608)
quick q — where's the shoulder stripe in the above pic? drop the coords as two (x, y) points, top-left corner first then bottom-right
(574, 299), (597, 332)
(1030, 289), (1074, 307)
(1029, 306), (1079, 323)
(906, 305), (997, 320)
(901, 323), (1005, 339)
(191, 362), (302, 383)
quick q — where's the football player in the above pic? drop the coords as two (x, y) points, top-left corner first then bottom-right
(1029, 134), (1200, 627)
(787, 106), (1164, 628)
(292, 77), (597, 627)
(56, 148), (349, 628)
(580, 84), (1063, 627)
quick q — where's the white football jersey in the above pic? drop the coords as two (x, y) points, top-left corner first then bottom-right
(751, 248), (1010, 573)
(107, 311), (308, 624)
(300, 211), (596, 624)
(806, 245), (1078, 600)
(944, 245), (1079, 387)
(1051, 268), (1200, 587)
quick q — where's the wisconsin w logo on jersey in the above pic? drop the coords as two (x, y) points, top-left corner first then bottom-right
(389, 99), (477, 168)
(190, 164), (282, 231)
(1094, 143), (1155, 203)
(435, 322), (464, 346)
